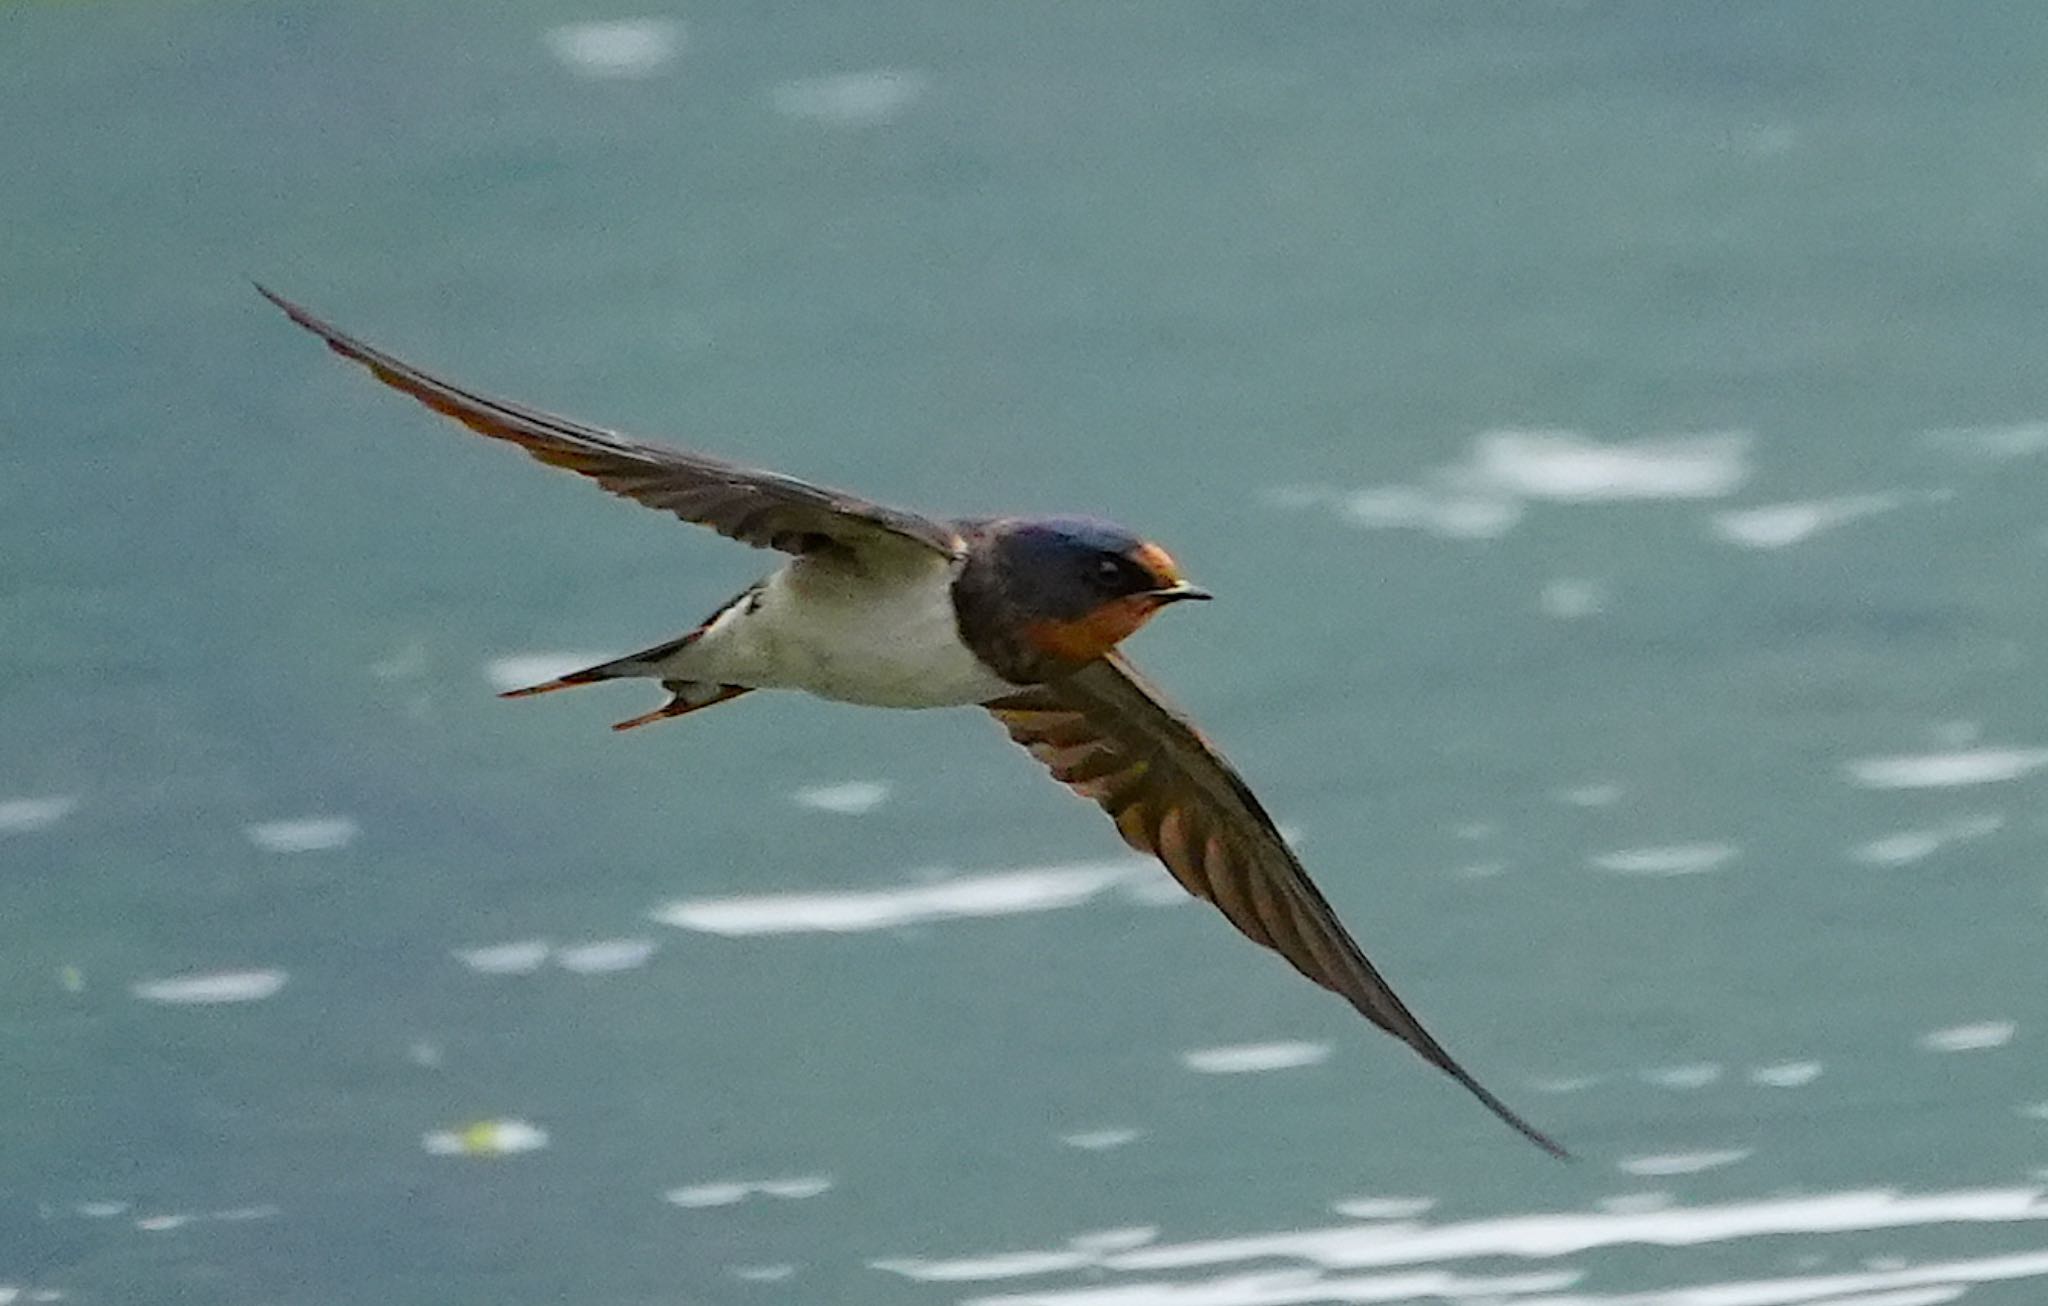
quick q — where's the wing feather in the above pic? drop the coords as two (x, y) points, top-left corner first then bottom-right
(259, 287), (960, 562)
(987, 654), (1565, 1158)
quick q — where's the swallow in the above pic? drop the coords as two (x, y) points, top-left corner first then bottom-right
(259, 285), (1564, 1158)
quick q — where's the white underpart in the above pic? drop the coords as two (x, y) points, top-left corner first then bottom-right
(660, 554), (1015, 708)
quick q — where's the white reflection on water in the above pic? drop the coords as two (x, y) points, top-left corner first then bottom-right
(1539, 578), (1610, 620)
(1338, 485), (1524, 540)
(1331, 1197), (1437, 1221)
(1181, 1042), (1332, 1075)
(664, 1176), (832, 1208)
(1529, 1075), (1608, 1094)
(1459, 430), (1752, 503)
(1925, 421), (2048, 461)
(129, 1205), (281, 1234)
(244, 815), (358, 853)
(1639, 1064), (1724, 1090)
(1850, 815), (2002, 866)
(454, 939), (550, 974)
(542, 19), (684, 79)
(1073, 1229), (1161, 1254)
(1555, 784), (1623, 809)
(1710, 494), (1903, 550)
(453, 938), (656, 974)
(791, 779), (893, 815)
(650, 859), (1152, 935)
(1125, 1193), (2048, 1271)
(1449, 859), (1510, 880)
(131, 970), (286, 1005)
(1748, 1061), (1824, 1088)
(730, 1264), (797, 1283)
(1597, 1194), (1675, 1215)
(1272, 429), (1751, 542)
(879, 1189), (2048, 1306)
(1826, 1289), (1970, 1306)
(950, 1255), (2048, 1305)
(134, 1214), (192, 1232)
(1061, 1128), (1144, 1151)
(422, 1119), (549, 1157)
(771, 70), (928, 126)
(1618, 1150), (1751, 1177)
(971, 1269), (1584, 1303)
(1589, 844), (1737, 876)
(0, 794), (79, 833)
(1917, 1022), (2015, 1053)
(554, 938), (658, 973)
(1499, 1254), (2048, 1306)
(1844, 749), (2048, 790)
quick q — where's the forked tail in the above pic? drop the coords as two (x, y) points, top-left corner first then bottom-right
(497, 627), (753, 731)
(607, 682), (752, 731)
(496, 630), (702, 699)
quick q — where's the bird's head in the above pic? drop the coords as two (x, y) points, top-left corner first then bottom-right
(987, 516), (1211, 665)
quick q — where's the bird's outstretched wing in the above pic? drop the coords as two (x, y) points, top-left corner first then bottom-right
(986, 654), (1565, 1158)
(258, 287), (962, 563)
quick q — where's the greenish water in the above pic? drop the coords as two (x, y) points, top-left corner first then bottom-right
(7, 4), (2048, 1303)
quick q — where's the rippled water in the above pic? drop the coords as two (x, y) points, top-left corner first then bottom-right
(7, 4), (2048, 1304)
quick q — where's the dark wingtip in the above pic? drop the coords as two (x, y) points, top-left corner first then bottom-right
(1451, 1067), (1571, 1161)
(252, 285), (387, 377)
(253, 282), (321, 333)
(1524, 1123), (1574, 1163)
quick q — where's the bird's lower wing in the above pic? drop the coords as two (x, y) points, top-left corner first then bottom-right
(985, 654), (1565, 1158)
(259, 287), (961, 563)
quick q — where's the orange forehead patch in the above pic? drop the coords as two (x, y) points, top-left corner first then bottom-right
(1132, 542), (1182, 586)
(1023, 595), (1164, 664)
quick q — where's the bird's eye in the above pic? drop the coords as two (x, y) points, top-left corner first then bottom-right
(1092, 556), (1130, 588)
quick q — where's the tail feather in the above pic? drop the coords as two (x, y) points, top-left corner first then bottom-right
(496, 630), (706, 700)
(495, 585), (762, 721)
(498, 664), (626, 698)
(611, 683), (752, 731)
(498, 583), (761, 701)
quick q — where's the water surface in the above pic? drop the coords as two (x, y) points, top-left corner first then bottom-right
(6, 4), (2048, 1303)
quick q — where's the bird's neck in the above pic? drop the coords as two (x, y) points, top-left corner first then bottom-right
(950, 549), (1068, 685)
(950, 549), (1161, 685)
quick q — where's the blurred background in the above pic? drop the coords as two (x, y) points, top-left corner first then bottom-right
(7, 3), (2048, 1303)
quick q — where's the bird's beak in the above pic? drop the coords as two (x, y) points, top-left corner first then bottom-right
(1148, 580), (1213, 604)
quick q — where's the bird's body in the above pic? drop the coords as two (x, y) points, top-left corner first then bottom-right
(664, 551), (1009, 709)
(260, 285), (1566, 1158)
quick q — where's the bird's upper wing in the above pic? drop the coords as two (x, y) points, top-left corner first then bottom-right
(985, 654), (1565, 1158)
(259, 287), (962, 563)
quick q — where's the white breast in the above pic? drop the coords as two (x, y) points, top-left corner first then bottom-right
(662, 555), (1016, 708)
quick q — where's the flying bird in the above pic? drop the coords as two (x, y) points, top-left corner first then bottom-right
(259, 285), (1564, 1158)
